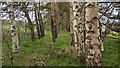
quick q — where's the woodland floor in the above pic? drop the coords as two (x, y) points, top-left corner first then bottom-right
(2, 23), (120, 67)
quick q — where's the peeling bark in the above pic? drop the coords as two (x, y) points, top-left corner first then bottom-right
(7, 2), (19, 53)
(72, 1), (85, 63)
(85, 1), (102, 66)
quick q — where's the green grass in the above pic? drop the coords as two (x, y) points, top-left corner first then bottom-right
(102, 37), (119, 66)
(2, 23), (120, 66)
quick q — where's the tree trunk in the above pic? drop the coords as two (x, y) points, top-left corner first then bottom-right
(34, 2), (41, 39)
(72, 1), (84, 62)
(70, 2), (74, 46)
(22, 3), (35, 41)
(38, 2), (45, 37)
(51, 2), (58, 42)
(85, 0), (102, 66)
(8, 3), (19, 53)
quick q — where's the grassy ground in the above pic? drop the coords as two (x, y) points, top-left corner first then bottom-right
(2, 23), (119, 66)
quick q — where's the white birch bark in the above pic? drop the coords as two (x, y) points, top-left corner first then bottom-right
(7, 3), (19, 53)
(85, 0), (102, 66)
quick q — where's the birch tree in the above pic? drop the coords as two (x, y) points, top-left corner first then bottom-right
(70, 2), (74, 46)
(7, 2), (19, 53)
(72, 1), (85, 62)
(85, 0), (102, 66)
